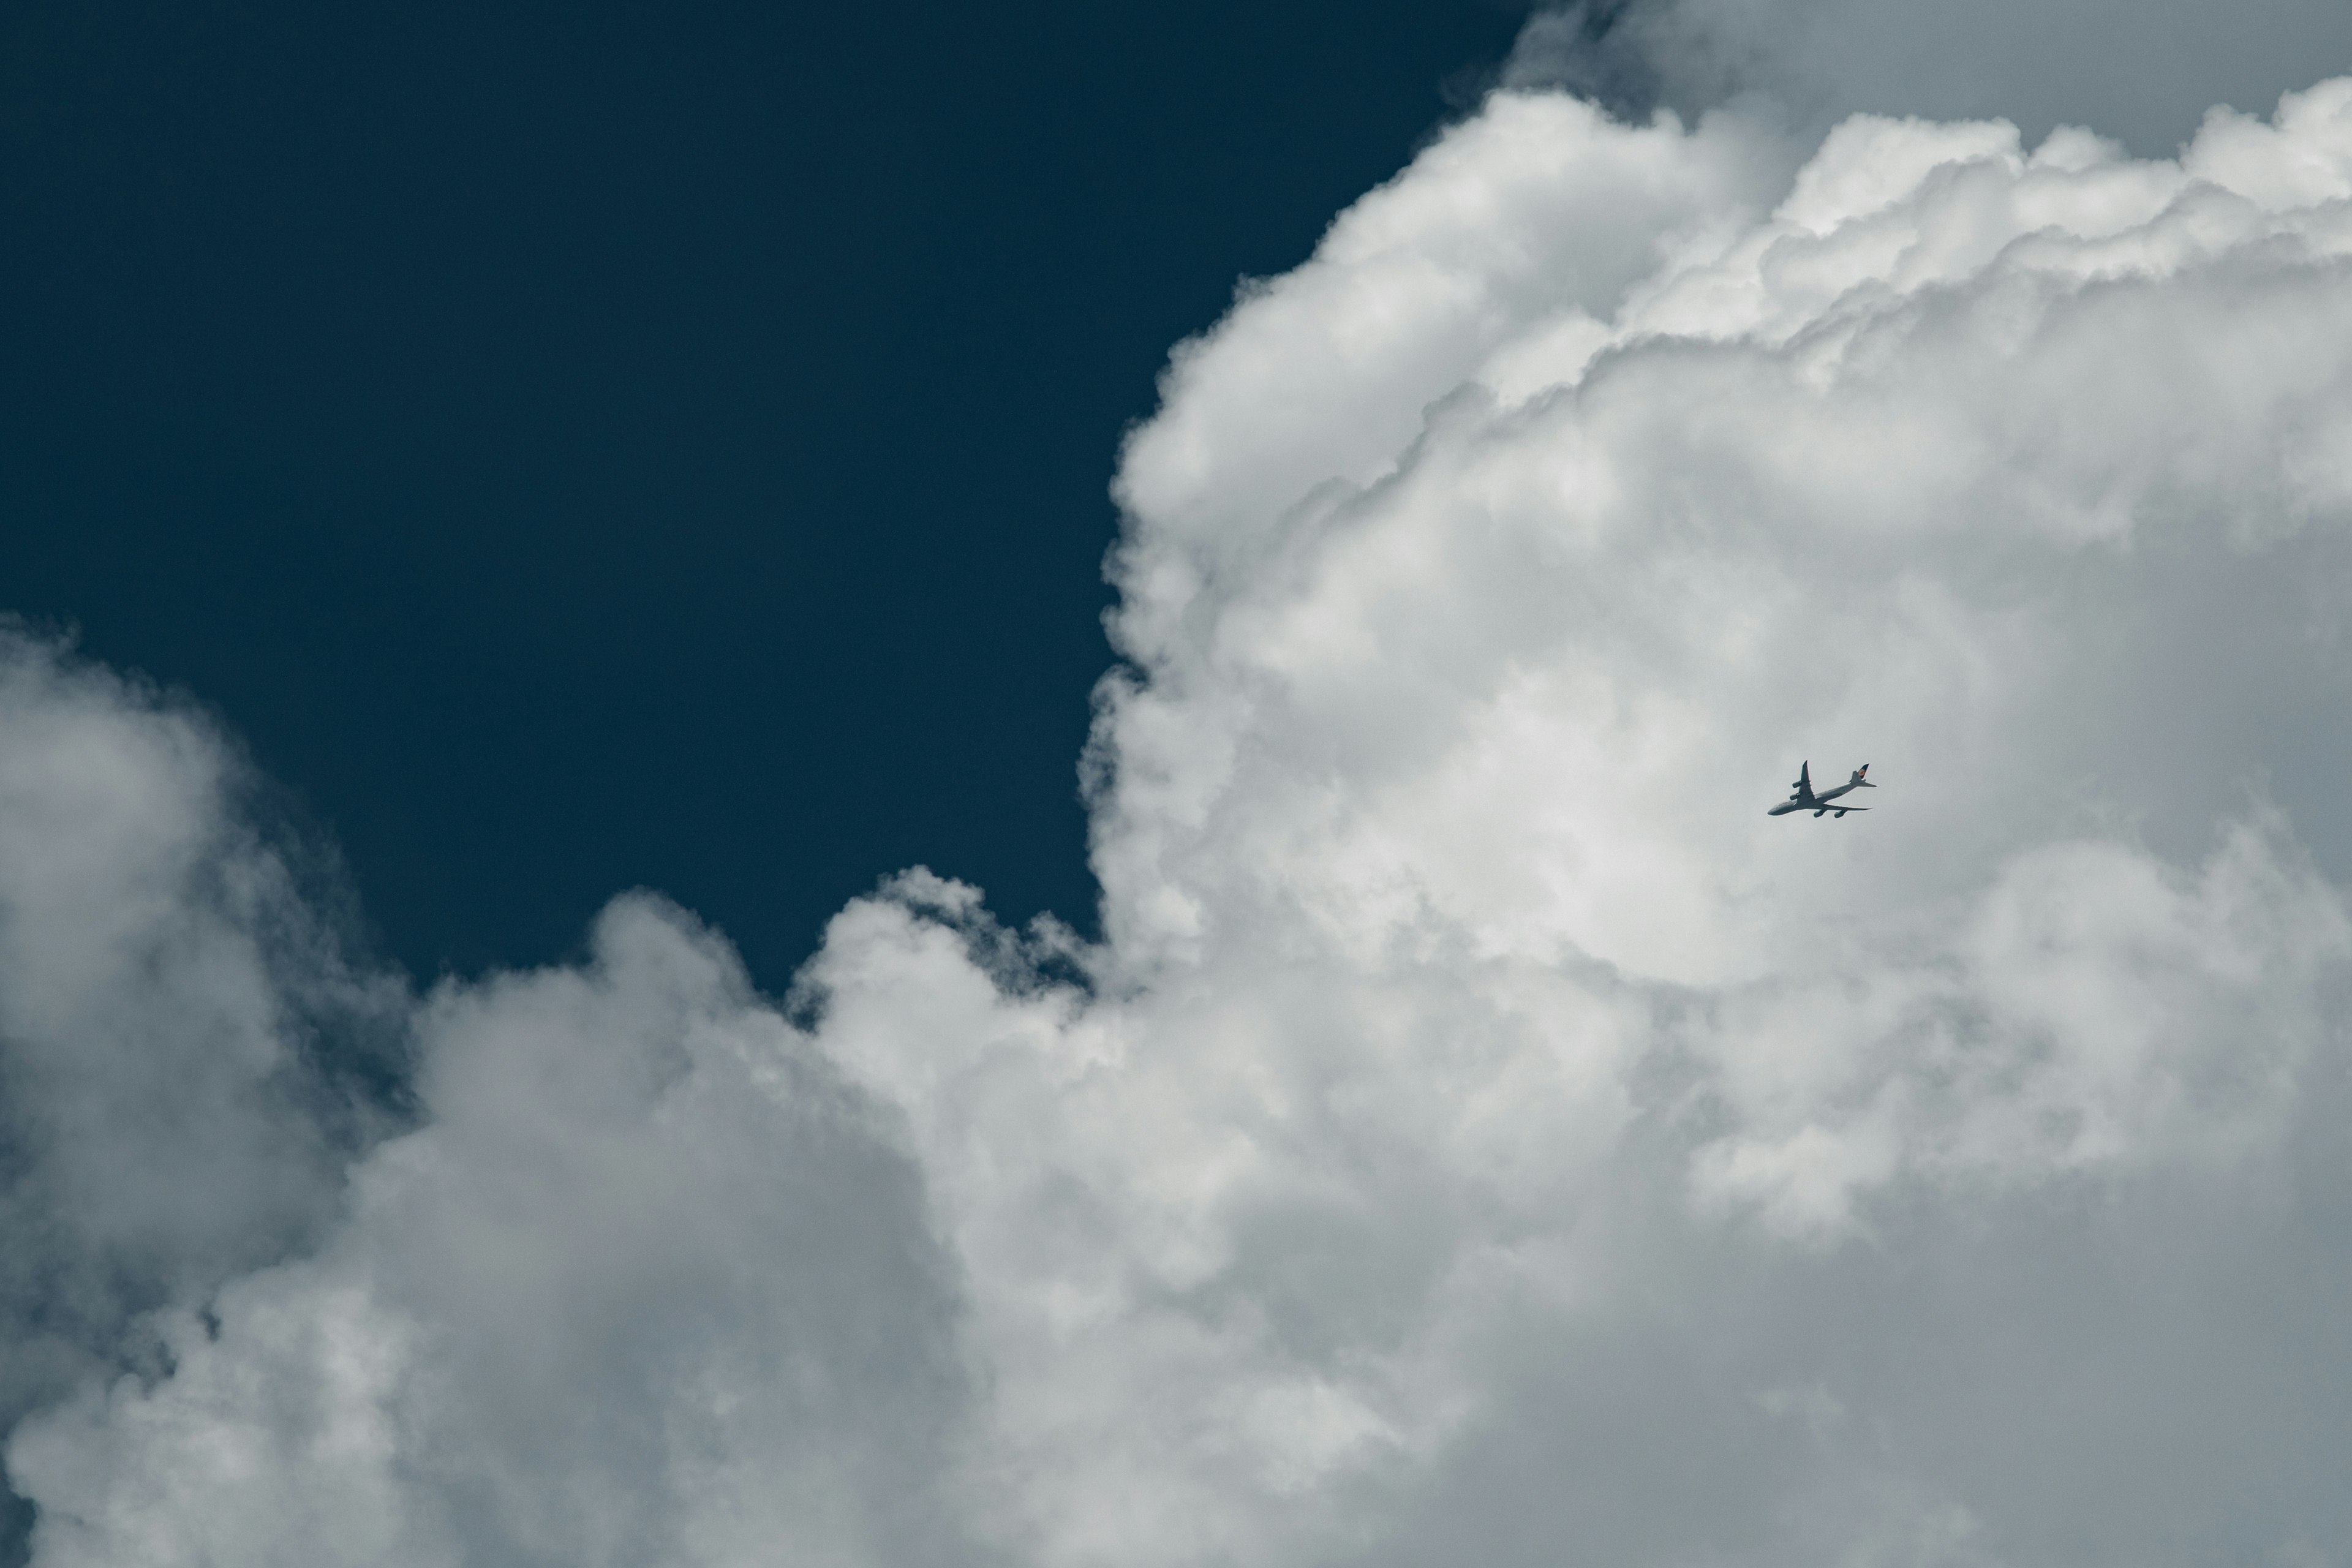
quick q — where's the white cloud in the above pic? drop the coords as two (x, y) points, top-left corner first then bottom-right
(16, 67), (2352, 1568)
(832, 80), (2352, 1562)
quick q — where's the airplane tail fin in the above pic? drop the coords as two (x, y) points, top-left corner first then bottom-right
(1851, 764), (1874, 787)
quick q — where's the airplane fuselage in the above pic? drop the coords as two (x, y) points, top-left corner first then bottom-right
(1768, 762), (1873, 816)
(1768, 782), (1860, 814)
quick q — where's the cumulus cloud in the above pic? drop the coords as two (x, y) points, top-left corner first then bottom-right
(14, 64), (2352, 1568)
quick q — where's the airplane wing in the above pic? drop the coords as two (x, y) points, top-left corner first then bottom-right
(1790, 761), (1814, 802)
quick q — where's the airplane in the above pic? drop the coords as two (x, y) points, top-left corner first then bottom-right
(1768, 761), (1873, 818)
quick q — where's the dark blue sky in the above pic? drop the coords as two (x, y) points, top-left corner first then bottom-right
(0, 0), (1533, 989)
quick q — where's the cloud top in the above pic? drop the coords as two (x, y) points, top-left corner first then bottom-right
(1511, 0), (2352, 156)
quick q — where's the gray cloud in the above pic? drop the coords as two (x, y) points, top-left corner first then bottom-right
(0, 630), (399, 1444)
(0, 635), (981, 1566)
(1510, 0), (2352, 154)
(13, 897), (986, 1568)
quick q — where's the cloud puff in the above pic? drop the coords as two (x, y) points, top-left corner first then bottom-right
(0, 632), (397, 1436)
(17, 72), (2352, 1568)
(12, 895), (983, 1568)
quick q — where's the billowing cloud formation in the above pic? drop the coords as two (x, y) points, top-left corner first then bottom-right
(16, 895), (981, 1568)
(15, 74), (2352, 1568)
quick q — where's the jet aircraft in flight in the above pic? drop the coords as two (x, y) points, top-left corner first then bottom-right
(1768, 761), (1873, 818)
